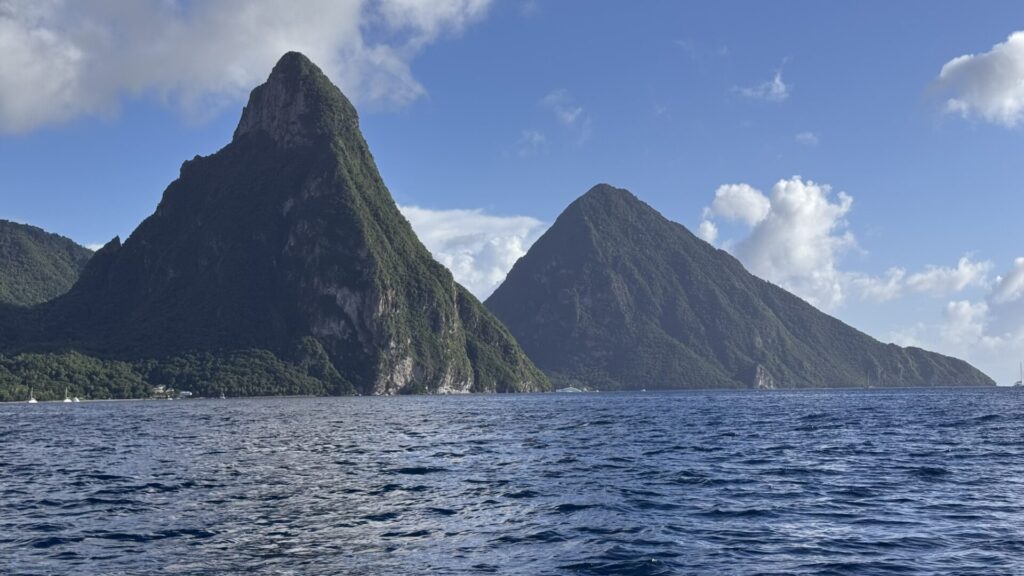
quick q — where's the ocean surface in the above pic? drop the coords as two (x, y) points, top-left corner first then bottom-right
(2, 388), (1023, 575)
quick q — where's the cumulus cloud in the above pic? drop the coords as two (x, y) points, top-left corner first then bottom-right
(720, 177), (854, 310)
(940, 299), (990, 347)
(698, 177), (991, 310)
(704, 183), (771, 226)
(739, 70), (789, 102)
(399, 205), (546, 299)
(697, 220), (718, 245)
(937, 31), (1024, 127)
(889, 266), (1024, 384)
(0, 0), (492, 133)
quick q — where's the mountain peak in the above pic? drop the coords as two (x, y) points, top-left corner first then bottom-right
(271, 51), (320, 79)
(486, 185), (994, 391)
(233, 52), (358, 148)
(574, 183), (639, 208)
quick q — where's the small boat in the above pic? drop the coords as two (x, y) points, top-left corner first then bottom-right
(28, 388), (38, 404)
(63, 387), (72, 403)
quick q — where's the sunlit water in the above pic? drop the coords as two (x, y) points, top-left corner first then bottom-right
(2, 388), (1023, 575)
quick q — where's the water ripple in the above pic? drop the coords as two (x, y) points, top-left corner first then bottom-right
(2, 388), (1024, 574)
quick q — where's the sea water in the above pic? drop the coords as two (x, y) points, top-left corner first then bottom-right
(2, 388), (1023, 574)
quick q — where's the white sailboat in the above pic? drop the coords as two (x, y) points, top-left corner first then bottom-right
(1015, 362), (1023, 387)
(63, 387), (72, 403)
(27, 388), (37, 403)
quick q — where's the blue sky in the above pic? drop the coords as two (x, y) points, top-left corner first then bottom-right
(2, 1), (1024, 382)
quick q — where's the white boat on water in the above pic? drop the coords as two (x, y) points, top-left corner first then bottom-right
(27, 388), (37, 403)
(63, 387), (72, 403)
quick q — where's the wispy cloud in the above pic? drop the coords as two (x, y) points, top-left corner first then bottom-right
(540, 88), (593, 144)
(516, 129), (546, 156)
(795, 131), (819, 146)
(541, 89), (583, 125)
(739, 69), (790, 102)
(674, 38), (698, 60)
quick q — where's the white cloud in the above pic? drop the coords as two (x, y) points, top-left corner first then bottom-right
(541, 89), (583, 126)
(719, 177), (854, 309)
(540, 88), (592, 144)
(0, 0), (492, 133)
(847, 268), (906, 302)
(740, 70), (789, 102)
(990, 257), (1024, 303)
(698, 177), (992, 311)
(905, 256), (992, 296)
(795, 131), (819, 146)
(937, 31), (1024, 127)
(399, 205), (546, 299)
(704, 183), (771, 227)
(376, 0), (489, 48)
(697, 220), (718, 244)
(850, 254), (1024, 384)
(890, 289), (1017, 384)
(516, 129), (546, 156)
(940, 299), (989, 347)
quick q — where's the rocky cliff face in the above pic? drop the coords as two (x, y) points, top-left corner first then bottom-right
(25, 52), (547, 395)
(485, 184), (994, 390)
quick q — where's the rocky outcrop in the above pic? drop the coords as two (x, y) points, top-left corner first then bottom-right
(20, 52), (549, 395)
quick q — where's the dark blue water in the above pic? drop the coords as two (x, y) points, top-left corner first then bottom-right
(2, 389), (1023, 575)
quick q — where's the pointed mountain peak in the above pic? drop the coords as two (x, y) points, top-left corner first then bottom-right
(579, 183), (636, 201)
(560, 184), (662, 231)
(271, 51), (321, 79)
(572, 183), (645, 213)
(233, 51), (358, 148)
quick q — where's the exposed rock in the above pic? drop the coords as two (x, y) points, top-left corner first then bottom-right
(11, 52), (548, 396)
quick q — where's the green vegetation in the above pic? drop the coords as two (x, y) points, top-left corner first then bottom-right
(485, 184), (995, 390)
(0, 52), (547, 400)
(0, 220), (92, 306)
(0, 343), (348, 402)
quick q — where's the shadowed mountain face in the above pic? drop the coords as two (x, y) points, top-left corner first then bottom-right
(11, 52), (547, 395)
(485, 184), (994, 390)
(0, 220), (92, 307)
